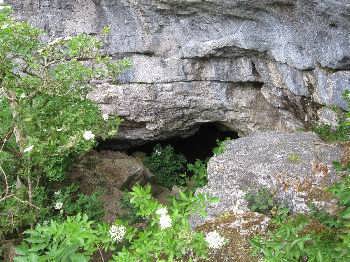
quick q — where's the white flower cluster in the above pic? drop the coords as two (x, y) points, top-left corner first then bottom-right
(156, 207), (172, 230)
(83, 130), (95, 141)
(102, 113), (109, 121)
(54, 201), (63, 210)
(205, 230), (226, 249)
(154, 149), (161, 156)
(23, 145), (34, 153)
(109, 225), (126, 243)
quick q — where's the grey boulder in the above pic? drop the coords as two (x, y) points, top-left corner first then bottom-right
(195, 131), (342, 225)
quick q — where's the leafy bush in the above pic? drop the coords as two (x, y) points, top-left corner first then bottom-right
(15, 185), (215, 261)
(144, 144), (187, 189)
(250, 212), (340, 261)
(251, 204), (350, 262)
(50, 185), (105, 222)
(0, 6), (130, 239)
(212, 137), (231, 156)
(15, 214), (111, 262)
(245, 188), (276, 215)
(313, 91), (350, 142)
(119, 190), (144, 224)
(186, 159), (208, 190)
(113, 185), (212, 261)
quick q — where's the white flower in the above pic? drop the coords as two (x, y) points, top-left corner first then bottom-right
(205, 231), (226, 249)
(159, 214), (172, 230)
(20, 93), (26, 99)
(109, 225), (126, 242)
(155, 149), (161, 156)
(156, 207), (168, 217)
(83, 130), (95, 141)
(56, 128), (63, 132)
(54, 201), (63, 210)
(156, 207), (172, 229)
(102, 113), (109, 121)
(23, 145), (34, 153)
(54, 190), (61, 196)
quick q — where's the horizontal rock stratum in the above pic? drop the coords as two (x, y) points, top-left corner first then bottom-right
(10, 0), (350, 143)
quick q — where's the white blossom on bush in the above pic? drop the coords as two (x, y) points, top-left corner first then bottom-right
(159, 214), (172, 230)
(83, 130), (95, 141)
(54, 190), (61, 196)
(54, 201), (63, 210)
(156, 207), (172, 229)
(109, 225), (126, 242)
(156, 207), (168, 217)
(155, 149), (161, 156)
(205, 230), (226, 249)
(23, 145), (34, 153)
(102, 113), (109, 121)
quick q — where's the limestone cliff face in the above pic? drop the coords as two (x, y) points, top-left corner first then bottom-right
(9, 0), (350, 142)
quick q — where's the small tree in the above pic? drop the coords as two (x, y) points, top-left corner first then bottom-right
(0, 6), (131, 237)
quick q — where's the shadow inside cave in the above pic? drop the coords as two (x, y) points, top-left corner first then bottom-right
(98, 123), (239, 163)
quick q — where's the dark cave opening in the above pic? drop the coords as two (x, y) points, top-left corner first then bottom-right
(98, 123), (239, 163)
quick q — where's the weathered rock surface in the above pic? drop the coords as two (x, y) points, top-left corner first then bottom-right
(69, 150), (149, 222)
(8, 0), (350, 143)
(196, 212), (269, 262)
(195, 131), (342, 225)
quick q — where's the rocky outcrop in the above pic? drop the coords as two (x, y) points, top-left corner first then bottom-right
(69, 150), (150, 222)
(9, 0), (350, 143)
(195, 131), (342, 225)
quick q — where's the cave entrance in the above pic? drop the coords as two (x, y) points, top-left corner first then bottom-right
(127, 123), (239, 163)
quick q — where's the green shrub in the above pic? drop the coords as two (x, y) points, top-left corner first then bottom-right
(144, 144), (187, 189)
(15, 213), (111, 262)
(186, 159), (208, 190)
(15, 185), (216, 261)
(0, 5), (130, 238)
(212, 137), (231, 156)
(113, 185), (212, 261)
(250, 212), (343, 261)
(313, 91), (350, 142)
(50, 184), (105, 222)
(119, 190), (144, 224)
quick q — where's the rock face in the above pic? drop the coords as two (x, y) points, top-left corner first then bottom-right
(8, 0), (350, 143)
(195, 131), (342, 225)
(69, 151), (149, 222)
